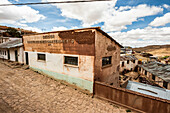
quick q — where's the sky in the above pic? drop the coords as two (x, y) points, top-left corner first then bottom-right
(0, 0), (170, 47)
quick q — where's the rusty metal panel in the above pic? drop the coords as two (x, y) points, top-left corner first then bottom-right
(23, 30), (95, 56)
(94, 81), (170, 113)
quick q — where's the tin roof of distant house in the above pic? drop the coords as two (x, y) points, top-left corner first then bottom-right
(126, 80), (170, 100)
(23, 27), (123, 48)
(0, 38), (23, 49)
(138, 61), (170, 83)
(120, 55), (138, 61)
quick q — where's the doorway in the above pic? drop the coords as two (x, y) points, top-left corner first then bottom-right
(7, 50), (10, 60)
(15, 50), (18, 62)
(25, 52), (29, 65)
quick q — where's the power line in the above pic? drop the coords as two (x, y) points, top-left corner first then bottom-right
(0, 0), (112, 6)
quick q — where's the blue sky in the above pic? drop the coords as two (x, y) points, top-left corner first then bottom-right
(0, 0), (170, 47)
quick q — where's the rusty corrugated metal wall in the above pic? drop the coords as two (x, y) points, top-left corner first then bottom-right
(94, 81), (170, 113)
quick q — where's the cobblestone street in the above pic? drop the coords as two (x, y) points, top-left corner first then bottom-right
(0, 61), (128, 113)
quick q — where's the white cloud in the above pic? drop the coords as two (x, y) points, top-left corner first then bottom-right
(45, 0), (163, 32)
(0, 0), (45, 26)
(102, 4), (163, 32)
(163, 4), (170, 9)
(149, 13), (170, 27)
(52, 26), (79, 31)
(22, 26), (42, 33)
(52, 26), (68, 31)
(43, 0), (117, 27)
(109, 27), (170, 47)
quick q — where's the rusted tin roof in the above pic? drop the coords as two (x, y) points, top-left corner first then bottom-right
(120, 55), (138, 61)
(126, 80), (170, 100)
(0, 38), (23, 49)
(23, 27), (123, 48)
(139, 61), (170, 83)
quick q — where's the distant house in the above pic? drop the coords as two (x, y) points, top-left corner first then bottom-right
(120, 55), (138, 73)
(120, 46), (133, 56)
(138, 61), (170, 90)
(0, 37), (20, 44)
(0, 38), (24, 63)
(126, 80), (170, 100)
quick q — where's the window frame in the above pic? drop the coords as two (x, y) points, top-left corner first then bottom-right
(64, 56), (79, 67)
(102, 56), (112, 67)
(122, 61), (124, 67)
(37, 53), (46, 61)
(163, 81), (168, 89)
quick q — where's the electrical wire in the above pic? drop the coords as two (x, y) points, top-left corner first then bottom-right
(0, 0), (112, 6)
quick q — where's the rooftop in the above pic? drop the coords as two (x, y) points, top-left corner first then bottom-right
(126, 80), (170, 100)
(0, 38), (23, 49)
(120, 55), (138, 61)
(139, 61), (170, 83)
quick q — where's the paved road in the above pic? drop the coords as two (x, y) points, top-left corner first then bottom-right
(0, 61), (128, 113)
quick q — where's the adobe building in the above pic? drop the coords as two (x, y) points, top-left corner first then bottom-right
(23, 27), (123, 93)
(0, 38), (24, 63)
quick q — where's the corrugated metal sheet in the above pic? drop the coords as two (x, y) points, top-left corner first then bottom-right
(138, 61), (170, 82)
(0, 38), (23, 48)
(120, 55), (138, 61)
(126, 80), (170, 100)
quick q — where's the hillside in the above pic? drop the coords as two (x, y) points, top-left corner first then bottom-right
(133, 45), (170, 57)
(0, 25), (36, 37)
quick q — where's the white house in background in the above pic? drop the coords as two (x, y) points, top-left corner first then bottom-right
(120, 55), (138, 73)
(0, 38), (24, 63)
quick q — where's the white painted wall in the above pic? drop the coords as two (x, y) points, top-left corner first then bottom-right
(0, 49), (8, 59)
(0, 47), (24, 63)
(24, 51), (94, 82)
(120, 60), (138, 72)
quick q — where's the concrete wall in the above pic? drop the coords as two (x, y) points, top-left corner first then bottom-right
(0, 47), (24, 63)
(0, 49), (8, 59)
(94, 30), (120, 86)
(23, 29), (96, 93)
(25, 51), (94, 93)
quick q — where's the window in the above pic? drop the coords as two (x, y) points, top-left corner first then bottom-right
(127, 60), (129, 64)
(152, 75), (155, 80)
(163, 81), (168, 89)
(102, 56), (112, 66)
(37, 53), (46, 61)
(64, 56), (78, 66)
(122, 62), (124, 67)
(133, 60), (135, 63)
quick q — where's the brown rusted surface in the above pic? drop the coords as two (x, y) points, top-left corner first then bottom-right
(23, 30), (95, 56)
(94, 81), (170, 113)
(107, 45), (116, 51)
(94, 31), (120, 86)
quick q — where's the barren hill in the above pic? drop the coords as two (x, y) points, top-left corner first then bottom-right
(133, 45), (170, 57)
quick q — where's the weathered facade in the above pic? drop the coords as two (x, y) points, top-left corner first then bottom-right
(120, 55), (138, 73)
(138, 61), (170, 90)
(0, 38), (24, 63)
(23, 27), (122, 93)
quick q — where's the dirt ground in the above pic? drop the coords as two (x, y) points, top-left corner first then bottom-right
(0, 60), (128, 113)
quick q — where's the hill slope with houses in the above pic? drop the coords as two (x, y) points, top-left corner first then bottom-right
(133, 44), (170, 57)
(0, 25), (36, 38)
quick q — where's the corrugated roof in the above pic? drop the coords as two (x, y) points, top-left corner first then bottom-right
(138, 61), (170, 83)
(120, 55), (138, 61)
(0, 38), (23, 49)
(126, 80), (170, 100)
